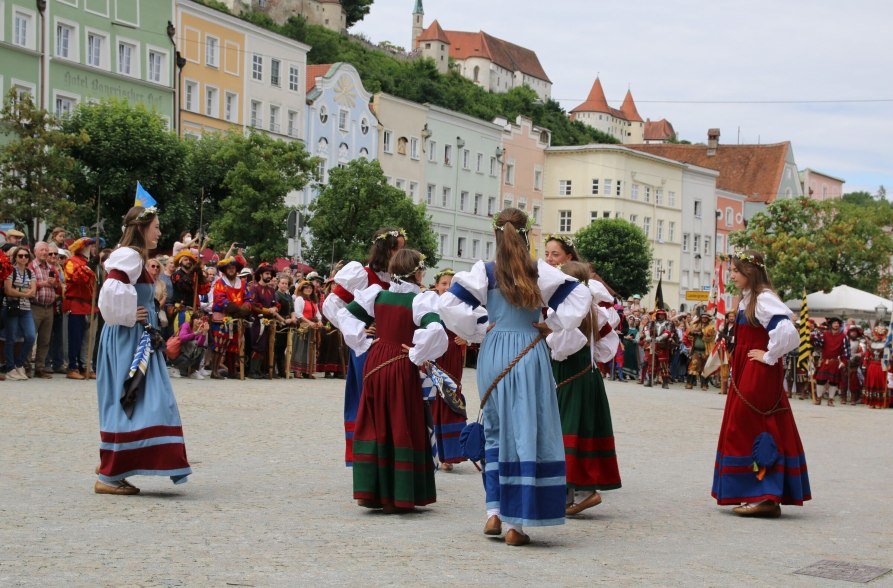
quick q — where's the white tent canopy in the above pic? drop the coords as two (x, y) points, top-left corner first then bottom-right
(785, 285), (893, 321)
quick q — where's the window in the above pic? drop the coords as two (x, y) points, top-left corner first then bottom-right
(716, 234), (725, 254)
(395, 179), (406, 192)
(270, 59), (281, 86)
(205, 86), (218, 117)
(603, 211), (610, 219)
(56, 23), (74, 59)
(535, 169), (543, 191)
(631, 183), (639, 200)
(148, 51), (164, 83)
(457, 237), (466, 258)
(426, 184), (436, 205)
(315, 159), (326, 183)
(693, 234), (701, 253)
(428, 141), (437, 162)
(288, 65), (300, 91)
(667, 260), (673, 281)
(472, 239), (480, 259)
(604, 179), (613, 196)
(206, 36), (219, 67)
(657, 220), (664, 242)
(694, 200), (702, 218)
(224, 92), (237, 122)
(87, 33), (104, 67)
(532, 206), (541, 224)
(682, 233), (690, 252)
(559, 210), (572, 232)
(14, 12), (31, 47)
(382, 130), (392, 153)
(462, 149), (470, 169)
(669, 222), (676, 242)
(488, 196), (496, 216)
(505, 163), (515, 185)
(682, 271), (689, 289)
(489, 157), (497, 176)
(360, 119), (369, 135)
(338, 109), (348, 132)
(725, 207), (733, 226)
(460, 191), (469, 212)
(504, 198), (513, 209)
(474, 193), (482, 215)
(616, 180), (622, 197)
(287, 110), (298, 137)
(559, 180), (572, 196)
(643, 216), (651, 236)
(591, 179), (599, 195)
(184, 81), (197, 112)
(118, 42), (135, 75)
(440, 234), (448, 255)
(644, 186), (651, 203)
(629, 214), (638, 225)
(410, 138), (420, 160)
(654, 259), (663, 280)
(704, 236), (711, 256)
(319, 106), (328, 124)
(409, 182), (419, 200)
(518, 198), (526, 211)
(485, 241), (494, 259)
(252, 54), (263, 81)
(477, 153), (484, 173)
(655, 188), (663, 205)
(444, 144), (452, 166)
(668, 191), (676, 206)
(269, 105), (279, 132)
(590, 211), (599, 223)
(441, 186), (452, 207)
(55, 96), (76, 118)
(250, 100), (261, 127)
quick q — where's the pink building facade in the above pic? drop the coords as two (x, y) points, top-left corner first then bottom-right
(495, 115), (551, 257)
(715, 189), (746, 257)
(799, 168), (845, 201)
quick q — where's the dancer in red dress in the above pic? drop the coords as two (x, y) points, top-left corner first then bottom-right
(814, 317), (845, 406)
(712, 250), (811, 518)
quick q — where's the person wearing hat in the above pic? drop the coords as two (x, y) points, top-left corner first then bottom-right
(170, 250), (210, 331)
(62, 237), (97, 380)
(843, 325), (866, 405)
(640, 308), (676, 388)
(246, 263), (283, 379)
(814, 317), (846, 406)
(208, 257), (251, 379)
(5, 228), (25, 246)
(684, 313), (715, 391)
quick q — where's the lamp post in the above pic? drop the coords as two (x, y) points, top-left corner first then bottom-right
(167, 21), (187, 135)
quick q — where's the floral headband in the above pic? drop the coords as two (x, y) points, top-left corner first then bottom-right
(545, 233), (575, 249)
(392, 254), (426, 281)
(121, 206), (159, 232)
(719, 251), (765, 268)
(493, 216), (534, 234)
(434, 268), (455, 282)
(373, 228), (407, 243)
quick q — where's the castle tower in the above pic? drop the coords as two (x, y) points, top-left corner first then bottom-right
(412, 0), (424, 49)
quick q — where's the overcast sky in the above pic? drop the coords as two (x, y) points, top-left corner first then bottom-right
(353, 0), (893, 194)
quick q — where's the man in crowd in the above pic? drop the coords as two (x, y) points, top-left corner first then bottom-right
(5, 229), (25, 247)
(815, 317), (846, 406)
(685, 312), (715, 391)
(246, 263), (283, 379)
(62, 237), (96, 380)
(171, 250), (210, 325)
(28, 242), (58, 379)
(209, 257), (251, 379)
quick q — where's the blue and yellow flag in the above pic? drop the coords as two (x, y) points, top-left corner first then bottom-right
(135, 182), (157, 208)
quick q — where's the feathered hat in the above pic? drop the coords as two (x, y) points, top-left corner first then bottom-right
(68, 237), (95, 255)
(173, 249), (199, 266)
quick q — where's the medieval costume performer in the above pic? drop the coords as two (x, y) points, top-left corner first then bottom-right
(273, 274), (298, 378)
(63, 237), (97, 380)
(317, 279), (347, 378)
(170, 249), (210, 331)
(439, 208), (592, 546)
(292, 279), (322, 378)
(246, 264), (282, 379)
(640, 309), (675, 389)
(842, 326), (865, 405)
(622, 318), (641, 381)
(209, 257), (251, 379)
(863, 324), (889, 409)
(814, 317), (846, 406)
(712, 251), (810, 518)
(685, 313), (716, 391)
(94, 206), (191, 495)
(321, 228), (406, 466)
(548, 262), (622, 516)
(717, 311), (737, 395)
(338, 250), (447, 512)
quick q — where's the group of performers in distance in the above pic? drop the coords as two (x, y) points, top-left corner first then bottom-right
(91, 206), (811, 542)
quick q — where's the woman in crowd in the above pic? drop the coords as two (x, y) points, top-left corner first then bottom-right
(3, 247), (37, 380)
(439, 208), (592, 546)
(292, 279), (322, 378)
(317, 279), (347, 379)
(94, 205), (192, 495)
(338, 249), (447, 512)
(172, 310), (209, 379)
(712, 250), (810, 517)
(273, 273), (298, 378)
(863, 324), (888, 409)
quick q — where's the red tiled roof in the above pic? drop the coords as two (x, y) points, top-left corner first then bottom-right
(571, 78), (627, 120)
(620, 90), (643, 123)
(418, 20), (450, 44)
(627, 142), (792, 203)
(643, 118), (676, 141)
(443, 30), (550, 83)
(306, 63), (334, 93)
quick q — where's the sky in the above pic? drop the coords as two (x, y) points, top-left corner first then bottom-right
(353, 0), (893, 195)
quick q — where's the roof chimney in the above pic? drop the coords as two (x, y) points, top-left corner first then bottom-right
(707, 128), (720, 156)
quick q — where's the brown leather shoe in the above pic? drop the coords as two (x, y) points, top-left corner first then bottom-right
(94, 480), (140, 495)
(34, 370), (53, 379)
(67, 370), (86, 380)
(505, 529), (530, 546)
(484, 515), (502, 536)
(732, 501), (781, 518)
(566, 491), (603, 516)
(87, 371), (97, 380)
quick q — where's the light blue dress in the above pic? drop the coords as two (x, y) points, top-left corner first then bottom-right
(95, 248), (191, 484)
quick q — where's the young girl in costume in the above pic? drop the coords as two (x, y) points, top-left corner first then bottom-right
(338, 249), (447, 512)
(430, 268), (469, 471)
(94, 206), (192, 495)
(322, 228), (406, 466)
(712, 250), (810, 517)
(439, 208), (592, 546)
(548, 261), (622, 516)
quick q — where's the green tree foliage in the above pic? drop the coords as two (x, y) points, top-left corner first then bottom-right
(0, 90), (87, 244)
(574, 219), (652, 298)
(306, 158), (438, 272)
(61, 99), (189, 247)
(730, 197), (893, 299)
(342, 0), (374, 27)
(206, 131), (316, 262)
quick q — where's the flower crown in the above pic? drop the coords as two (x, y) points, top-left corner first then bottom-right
(434, 268), (455, 282)
(545, 233), (574, 249)
(392, 253), (426, 281)
(373, 228), (408, 244)
(731, 251), (765, 268)
(492, 216), (534, 234)
(121, 206), (159, 232)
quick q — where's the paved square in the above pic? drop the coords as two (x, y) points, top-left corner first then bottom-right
(794, 560), (891, 583)
(1, 374), (891, 585)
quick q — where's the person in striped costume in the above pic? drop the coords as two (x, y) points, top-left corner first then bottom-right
(337, 249), (448, 512)
(322, 228), (406, 466)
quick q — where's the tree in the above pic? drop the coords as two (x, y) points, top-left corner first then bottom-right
(61, 99), (189, 247)
(306, 158), (438, 272)
(574, 219), (652, 298)
(208, 131), (316, 262)
(730, 197), (893, 299)
(0, 90), (87, 244)
(842, 190), (874, 206)
(342, 0), (374, 28)
(878, 185), (887, 200)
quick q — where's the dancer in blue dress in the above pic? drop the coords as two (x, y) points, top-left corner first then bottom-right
(439, 208), (592, 546)
(94, 206), (192, 495)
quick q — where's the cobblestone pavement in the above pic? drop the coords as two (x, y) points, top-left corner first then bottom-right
(1, 372), (891, 586)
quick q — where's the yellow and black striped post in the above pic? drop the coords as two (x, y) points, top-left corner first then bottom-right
(796, 289), (815, 401)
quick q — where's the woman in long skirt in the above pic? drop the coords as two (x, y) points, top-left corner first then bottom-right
(338, 250), (447, 511)
(94, 206), (192, 495)
(712, 250), (810, 517)
(292, 279), (322, 378)
(317, 280), (347, 378)
(440, 209), (591, 546)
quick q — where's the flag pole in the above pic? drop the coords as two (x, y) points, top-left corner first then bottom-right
(85, 186), (102, 376)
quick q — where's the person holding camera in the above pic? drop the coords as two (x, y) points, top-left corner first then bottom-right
(3, 247), (37, 380)
(29, 242), (59, 379)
